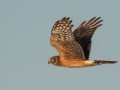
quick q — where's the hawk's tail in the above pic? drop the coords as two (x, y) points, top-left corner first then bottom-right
(85, 60), (117, 67)
(94, 60), (117, 65)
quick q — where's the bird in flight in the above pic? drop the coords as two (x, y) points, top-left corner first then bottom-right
(48, 17), (117, 68)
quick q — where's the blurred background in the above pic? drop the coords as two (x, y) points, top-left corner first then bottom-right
(0, 0), (120, 90)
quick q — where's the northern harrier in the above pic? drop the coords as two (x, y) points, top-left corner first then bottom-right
(48, 17), (117, 68)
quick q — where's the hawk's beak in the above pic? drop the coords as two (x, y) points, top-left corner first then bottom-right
(48, 60), (51, 64)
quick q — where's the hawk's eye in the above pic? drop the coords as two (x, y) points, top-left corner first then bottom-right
(51, 59), (55, 63)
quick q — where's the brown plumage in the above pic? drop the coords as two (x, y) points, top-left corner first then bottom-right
(48, 17), (118, 68)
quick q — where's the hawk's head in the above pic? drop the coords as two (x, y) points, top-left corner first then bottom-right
(48, 56), (60, 66)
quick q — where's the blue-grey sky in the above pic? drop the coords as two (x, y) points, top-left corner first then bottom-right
(0, 0), (120, 90)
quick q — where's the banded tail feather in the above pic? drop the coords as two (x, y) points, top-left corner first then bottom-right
(85, 60), (117, 67)
(94, 60), (117, 65)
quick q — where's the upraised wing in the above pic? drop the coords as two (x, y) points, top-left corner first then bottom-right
(73, 17), (103, 60)
(50, 17), (85, 60)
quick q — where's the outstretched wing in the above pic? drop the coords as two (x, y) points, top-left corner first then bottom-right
(73, 17), (103, 60)
(50, 17), (85, 60)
